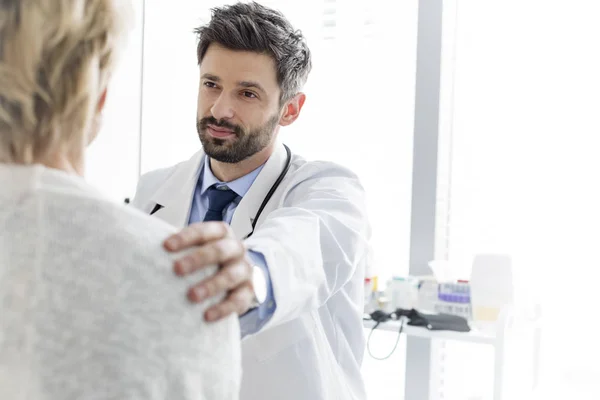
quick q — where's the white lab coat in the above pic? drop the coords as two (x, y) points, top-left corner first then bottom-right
(132, 142), (371, 400)
(0, 164), (241, 400)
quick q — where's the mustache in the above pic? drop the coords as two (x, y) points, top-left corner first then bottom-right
(197, 117), (243, 136)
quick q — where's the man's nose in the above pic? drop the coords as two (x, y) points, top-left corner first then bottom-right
(211, 93), (235, 120)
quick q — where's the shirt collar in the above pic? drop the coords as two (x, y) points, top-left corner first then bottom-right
(199, 156), (265, 197)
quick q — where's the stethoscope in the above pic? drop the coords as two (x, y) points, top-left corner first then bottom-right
(149, 144), (292, 239)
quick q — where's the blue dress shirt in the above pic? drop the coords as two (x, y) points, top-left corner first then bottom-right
(188, 156), (276, 337)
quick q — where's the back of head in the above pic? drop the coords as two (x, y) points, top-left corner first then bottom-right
(0, 0), (130, 164)
(195, 1), (312, 103)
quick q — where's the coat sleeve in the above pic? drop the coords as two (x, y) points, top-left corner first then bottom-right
(243, 162), (371, 330)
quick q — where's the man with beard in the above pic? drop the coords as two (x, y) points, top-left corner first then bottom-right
(132, 2), (371, 399)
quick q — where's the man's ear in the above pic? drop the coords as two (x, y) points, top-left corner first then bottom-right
(279, 93), (306, 127)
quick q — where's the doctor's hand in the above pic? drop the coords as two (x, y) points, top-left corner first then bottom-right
(164, 221), (255, 322)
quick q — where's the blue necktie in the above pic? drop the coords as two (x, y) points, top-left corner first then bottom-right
(203, 185), (239, 222)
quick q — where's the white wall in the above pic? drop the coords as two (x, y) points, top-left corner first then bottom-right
(140, 1), (223, 174)
(85, 1), (144, 202)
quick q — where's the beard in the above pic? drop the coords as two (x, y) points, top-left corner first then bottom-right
(196, 114), (280, 163)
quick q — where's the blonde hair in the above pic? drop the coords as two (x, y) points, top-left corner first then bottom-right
(0, 0), (130, 164)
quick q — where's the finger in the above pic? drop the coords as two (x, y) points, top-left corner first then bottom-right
(205, 283), (255, 322)
(174, 237), (246, 276)
(164, 221), (232, 251)
(187, 259), (251, 302)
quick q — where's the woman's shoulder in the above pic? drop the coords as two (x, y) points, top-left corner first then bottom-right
(37, 179), (177, 263)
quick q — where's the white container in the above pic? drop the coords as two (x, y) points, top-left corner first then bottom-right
(469, 254), (514, 322)
(386, 277), (419, 311)
(416, 277), (439, 313)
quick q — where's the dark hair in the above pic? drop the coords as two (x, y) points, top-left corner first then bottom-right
(194, 1), (312, 103)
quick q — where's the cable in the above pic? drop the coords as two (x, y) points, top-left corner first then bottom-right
(365, 310), (406, 361)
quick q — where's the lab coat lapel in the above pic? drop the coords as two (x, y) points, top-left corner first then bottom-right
(230, 142), (288, 240)
(150, 150), (205, 228)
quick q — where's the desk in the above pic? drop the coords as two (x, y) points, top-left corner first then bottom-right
(363, 308), (541, 400)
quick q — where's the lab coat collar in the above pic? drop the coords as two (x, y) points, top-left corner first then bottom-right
(199, 156), (265, 198)
(230, 140), (289, 240)
(149, 140), (289, 240)
(150, 150), (205, 229)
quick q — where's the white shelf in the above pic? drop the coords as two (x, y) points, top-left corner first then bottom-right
(363, 307), (542, 400)
(363, 318), (496, 345)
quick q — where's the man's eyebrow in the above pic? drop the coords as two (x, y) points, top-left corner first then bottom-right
(238, 80), (266, 94)
(200, 74), (267, 95)
(201, 73), (220, 82)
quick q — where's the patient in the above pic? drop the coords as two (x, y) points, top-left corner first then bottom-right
(0, 1), (240, 399)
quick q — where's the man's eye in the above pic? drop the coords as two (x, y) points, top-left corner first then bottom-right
(242, 91), (257, 98)
(204, 81), (217, 88)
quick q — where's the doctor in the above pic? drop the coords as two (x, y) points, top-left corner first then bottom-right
(132, 2), (370, 399)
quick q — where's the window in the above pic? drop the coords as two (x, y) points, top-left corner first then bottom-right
(261, 0), (419, 285)
(436, 1), (600, 398)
